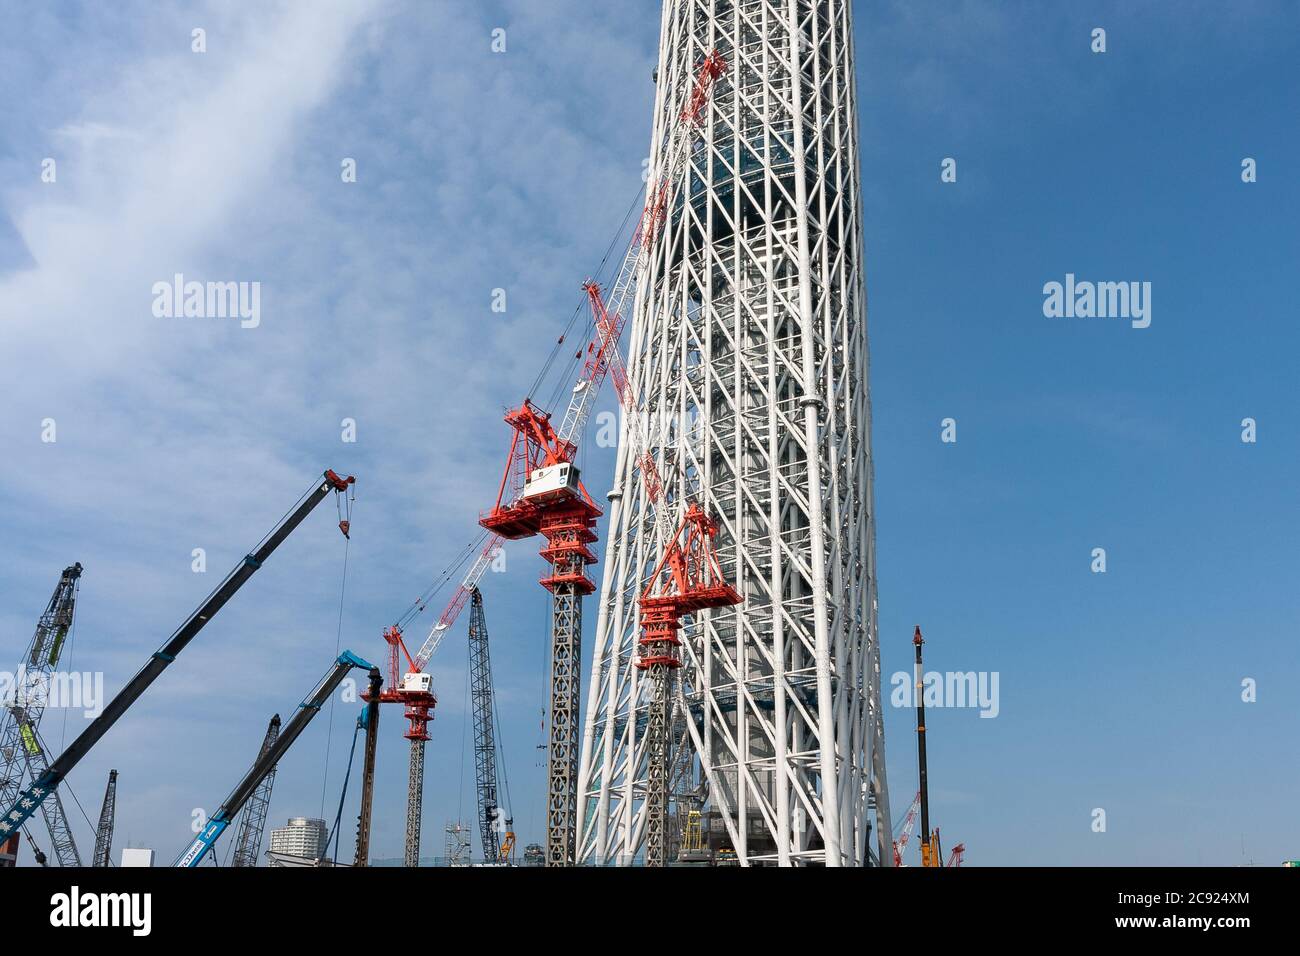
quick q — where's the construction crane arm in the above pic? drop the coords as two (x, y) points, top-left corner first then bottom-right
(410, 533), (502, 674)
(0, 469), (355, 846)
(892, 792), (921, 867)
(556, 51), (726, 451)
(174, 652), (377, 867)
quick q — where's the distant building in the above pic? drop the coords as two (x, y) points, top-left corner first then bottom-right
(269, 817), (328, 861)
(120, 848), (155, 867)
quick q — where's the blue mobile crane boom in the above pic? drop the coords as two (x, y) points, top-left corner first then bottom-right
(0, 469), (355, 848)
(175, 651), (379, 867)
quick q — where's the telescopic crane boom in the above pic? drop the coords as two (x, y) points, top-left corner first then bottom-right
(0, 469), (355, 847)
(914, 626), (936, 867)
(175, 652), (378, 867)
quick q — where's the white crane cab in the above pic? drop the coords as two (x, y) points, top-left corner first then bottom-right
(521, 462), (581, 504)
(402, 672), (433, 694)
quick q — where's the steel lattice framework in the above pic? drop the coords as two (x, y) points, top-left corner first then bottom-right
(230, 715), (281, 868)
(577, 0), (891, 866)
(92, 769), (117, 868)
(0, 563), (84, 867)
(467, 589), (502, 863)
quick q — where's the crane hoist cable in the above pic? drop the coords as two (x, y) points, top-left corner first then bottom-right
(491, 673), (514, 826)
(390, 529), (492, 636)
(320, 504), (355, 820)
(526, 182), (646, 403)
(28, 723), (99, 841)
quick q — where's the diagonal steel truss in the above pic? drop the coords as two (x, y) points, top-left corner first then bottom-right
(0, 564), (84, 867)
(230, 715), (281, 867)
(468, 589), (502, 864)
(577, 0), (891, 866)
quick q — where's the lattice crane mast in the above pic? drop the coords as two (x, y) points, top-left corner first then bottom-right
(230, 714), (282, 868)
(0, 562), (85, 867)
(468, 588), (513, 863)
(480, 49), (727, 869)
(91, 770), (117, 868)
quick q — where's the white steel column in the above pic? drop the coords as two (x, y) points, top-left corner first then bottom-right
(577, 0), (891, 866)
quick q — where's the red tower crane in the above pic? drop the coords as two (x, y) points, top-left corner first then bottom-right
(637, 503), (741, 867)
(479, 49), (727, 868)
(892, 791), (922, 868)
(368, 532), (503, 867)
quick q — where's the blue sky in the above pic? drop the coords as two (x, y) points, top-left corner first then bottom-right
(1, 0), (1296, 866)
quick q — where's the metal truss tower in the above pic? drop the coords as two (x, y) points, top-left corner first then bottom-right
(92, 770), (117, 867)
(577, 0), (891, 866)
(230, 714), (281, 867)
(0, 563), (85, 867)
(467, 589), (502, 863)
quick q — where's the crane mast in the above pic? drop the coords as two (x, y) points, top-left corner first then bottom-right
(353, 667), (383, 867)
(230, 714), (282, 868)
(0, 562), (84, 867)
(91, 770), (117, 868)
(468, 588), (511, 863)
(0, 470), (355, 848)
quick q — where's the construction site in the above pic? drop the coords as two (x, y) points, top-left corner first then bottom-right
(7, 0), (1298, 939)
(0, 1), (952, 870)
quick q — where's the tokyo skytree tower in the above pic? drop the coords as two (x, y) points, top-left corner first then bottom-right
(576, 0), (891, 865)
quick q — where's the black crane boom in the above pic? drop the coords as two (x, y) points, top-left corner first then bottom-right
(0, 469), (354, 848)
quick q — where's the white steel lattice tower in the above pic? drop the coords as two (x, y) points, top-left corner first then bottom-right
(577, 0), (891, 866)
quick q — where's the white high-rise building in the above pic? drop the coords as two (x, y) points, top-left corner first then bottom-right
(120, 847), (155, 867)
(268, 817), (328, 861)
(577, 0), (891, 866)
